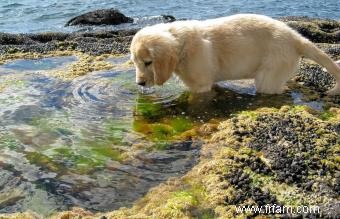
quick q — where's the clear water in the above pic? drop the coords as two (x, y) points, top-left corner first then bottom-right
(0, 0), (339, 33)
(0, 56), (200, 214)
(0, 55), (325, 215)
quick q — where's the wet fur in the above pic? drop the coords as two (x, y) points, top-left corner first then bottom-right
(130, 14), (340, 95)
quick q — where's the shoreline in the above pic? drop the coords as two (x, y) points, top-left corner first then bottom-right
(0, 16), (339, 57)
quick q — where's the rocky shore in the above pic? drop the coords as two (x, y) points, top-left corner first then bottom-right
(0, 16), (339, 218)
(0, 16), (339, 56)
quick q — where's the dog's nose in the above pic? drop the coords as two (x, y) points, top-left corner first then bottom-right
(137, 81), (146, 86)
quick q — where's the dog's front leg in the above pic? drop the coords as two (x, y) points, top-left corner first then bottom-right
(185, 77), (214, 93)
(188, 89), (217, 106)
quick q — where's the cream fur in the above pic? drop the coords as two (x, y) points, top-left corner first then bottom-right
(130, 14), (340, 95)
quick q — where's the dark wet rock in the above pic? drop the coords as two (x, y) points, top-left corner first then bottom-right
(243, 156), (272, 175)
(292, 43), (339, 97)
(26, 32), (70, 43)
(168, 140), (202, 151)
(65, 9), (133, 26)
(280, 16), (340, 43)
(161, 15), (176, 23)
(0, 33), (35, 45)
(0, 29), (136, 55)
(224, 169), (278, 207)
(206, 109), (339, 218)
(243, 112), (338, 192)
(296, 60), (336, 92)
(316, 43), (340, 58)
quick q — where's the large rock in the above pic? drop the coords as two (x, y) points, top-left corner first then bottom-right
(65, 8), (133, 26)
(281, 16), (340, 43)
(161, 15), (176, 23)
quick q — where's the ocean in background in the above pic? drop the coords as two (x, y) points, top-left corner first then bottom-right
(0, 0), (339, 33)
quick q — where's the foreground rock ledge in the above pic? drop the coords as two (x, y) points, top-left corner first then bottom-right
(1, 106), (339, 218)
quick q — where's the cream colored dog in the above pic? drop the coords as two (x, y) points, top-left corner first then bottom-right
(130, 14), (340, 95)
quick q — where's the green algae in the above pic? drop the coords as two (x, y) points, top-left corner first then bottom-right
(170, 117), (193, 133)
(234, 110), (259, 120)
(81, 139), (123, 162)
(102, 119), (131, 145)
(91, 147), (122, 161)
(21, 114), (128, 174)
(169, 190), (199, 206)
(75, 140), (124, 170)
(23, 116), (127, 174)
(135, 97), (164, 120)
(0, 135), (20, 150)
(164, 191), (199, 217)
(150, 123), (175, 141)
(26, 152), (64, 173)
(133, 116), (195, 149)
(47, 144), (122, 174)
(318, 110), (336, 121)
(152, 141), (171, 150)
(28, 114), (73, 134)
(133, 95), (197, 148)
(290, 104), (309, 112)
(49, 147), (105, 174)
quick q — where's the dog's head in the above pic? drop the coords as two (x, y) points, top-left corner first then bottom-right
(130, 28), (179, 87)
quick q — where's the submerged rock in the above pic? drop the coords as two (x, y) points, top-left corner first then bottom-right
(161, 15), (176, 23)
(65, 8), (133, 26)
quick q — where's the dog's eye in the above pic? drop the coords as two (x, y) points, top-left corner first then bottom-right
(144, 61), (152, 67)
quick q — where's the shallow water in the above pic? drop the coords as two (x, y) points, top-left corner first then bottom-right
(0, 55), (325, 215)
(0, 0), (339, 33)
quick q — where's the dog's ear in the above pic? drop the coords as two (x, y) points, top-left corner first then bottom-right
(153, 52), (177, 85)
(150, 37), (178, 85)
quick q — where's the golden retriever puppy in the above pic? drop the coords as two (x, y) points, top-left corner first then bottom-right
(130, 14), (340, 95)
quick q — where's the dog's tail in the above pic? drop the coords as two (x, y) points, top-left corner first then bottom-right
(297, 38), (340, 95)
